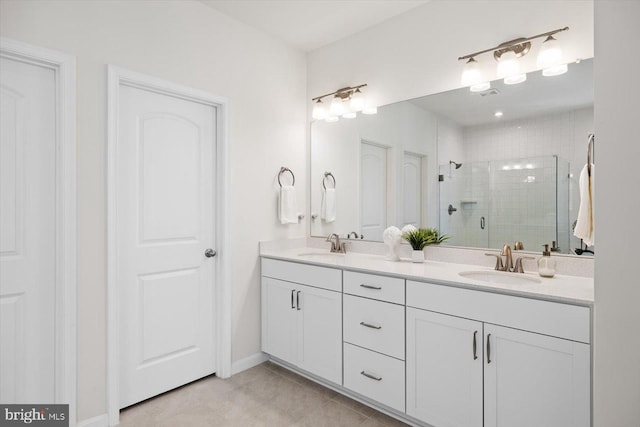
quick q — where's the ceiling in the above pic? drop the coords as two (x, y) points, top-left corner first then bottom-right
(410, 59), (593, 127)
(199, 0), (430, 51)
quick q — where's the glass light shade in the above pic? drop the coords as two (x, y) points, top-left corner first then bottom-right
(504, 73), (527, 85)
(542, 63), (568, 76)
(329, 96), (346, 116)
(461, 58), (480, 84)
(470, 81), (491, 92)
(497, 51), (521, 79)
(312, 99), (327, 120)
(325, 115), (339, 123)
(349, 89), (365, 112)
(537, 35), (563, 70)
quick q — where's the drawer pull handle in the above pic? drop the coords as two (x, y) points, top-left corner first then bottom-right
(360, 371), (382, 381)
(360, 283), (382, 290)
(487, 333), (492, 364)
(360, 321), (382, 330)
(473, 330), (478, 360)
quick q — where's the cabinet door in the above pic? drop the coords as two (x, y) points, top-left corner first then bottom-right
(406, 308), (483, 427)
(297, 284), (342, 385)
(484, 324), (590, 427)
(261, 277), (298, 364)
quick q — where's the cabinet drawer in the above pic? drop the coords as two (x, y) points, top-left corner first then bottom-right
(343, 271), (404, 304)
(407, 280), (590, 343)
(343, 343), (405, 412)
(343, 295), (404, 360)
(261, 258), (341, 292)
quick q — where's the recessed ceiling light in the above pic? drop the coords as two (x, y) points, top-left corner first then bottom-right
(495, 111), (503, 118)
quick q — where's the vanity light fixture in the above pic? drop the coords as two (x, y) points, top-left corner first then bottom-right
(311, 84), (376, 122)
(458, 27), (569, 90)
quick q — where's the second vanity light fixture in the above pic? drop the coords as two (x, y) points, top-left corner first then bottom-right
(312, 83), (377, 122)
(459, 27), (569, 92)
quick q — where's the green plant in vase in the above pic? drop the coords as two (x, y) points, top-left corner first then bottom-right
(402, 227), (450, 263)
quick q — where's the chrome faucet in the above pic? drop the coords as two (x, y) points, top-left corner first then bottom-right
(326, 233), (347, 253)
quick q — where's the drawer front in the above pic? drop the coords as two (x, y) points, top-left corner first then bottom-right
(343, 295), (405, 360)
(407, 280), (591, 343)
(343, 343), (405, 412)
(261, 258), (341, 292)
(343, 271), (404, 304)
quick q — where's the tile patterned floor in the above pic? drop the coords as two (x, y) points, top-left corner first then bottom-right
(119, 361), (409, 426)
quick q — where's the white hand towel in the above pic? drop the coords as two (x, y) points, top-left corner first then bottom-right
(574, 163), (595, 246)
(321, 188), (337, 223)
(278, 185), (298, 225)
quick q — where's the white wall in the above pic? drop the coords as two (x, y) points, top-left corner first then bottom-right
(0, 0), (306, 422)
(593, 1), (640, 425)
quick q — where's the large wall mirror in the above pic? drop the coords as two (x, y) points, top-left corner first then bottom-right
(310, 58), (593, 256)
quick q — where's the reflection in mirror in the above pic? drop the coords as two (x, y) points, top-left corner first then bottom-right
(310, 59), (593, 256)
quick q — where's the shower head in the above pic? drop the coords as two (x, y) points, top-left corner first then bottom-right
(449, 160), (462, 169)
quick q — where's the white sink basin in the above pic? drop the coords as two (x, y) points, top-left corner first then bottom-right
(458, 270), (541, 285)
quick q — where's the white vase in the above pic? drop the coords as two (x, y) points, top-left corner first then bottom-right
(386, 243), (401, 261)
(411, 250), (425, 263)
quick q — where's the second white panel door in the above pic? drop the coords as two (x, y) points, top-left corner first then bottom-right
(360, 142), (387, 241)
(117, 83), (217, 408)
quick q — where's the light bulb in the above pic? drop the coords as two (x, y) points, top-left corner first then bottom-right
(312, 99), (327, 120)
(537, 35), (563, 70)
(349, 89), (365, 112)
(329, 96), (346, 116)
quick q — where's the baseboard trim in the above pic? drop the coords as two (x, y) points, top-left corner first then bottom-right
(77, 413), (109, 427)
(231, 352), (269, 375)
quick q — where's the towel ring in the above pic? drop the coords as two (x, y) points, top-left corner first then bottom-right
(323, 172), (336, 190)
(278, 167), (295, 188)
(587, 134), (595, 177)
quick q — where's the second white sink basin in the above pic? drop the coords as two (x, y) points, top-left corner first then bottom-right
(459, 270), (541, 285)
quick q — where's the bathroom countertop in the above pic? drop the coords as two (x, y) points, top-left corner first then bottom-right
(260, 247), (594, 306)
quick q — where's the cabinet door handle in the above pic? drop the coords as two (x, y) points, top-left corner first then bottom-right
(360, 283), (382, 290)
(360, 321), (382, 330)
(291, 290), (295, 309)
(473, 330), (478, 360)
(360, 370), (382, 381)
(487, 333), (492, 364)
(296, 290), (301, 310)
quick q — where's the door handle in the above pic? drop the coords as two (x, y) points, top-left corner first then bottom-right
(296, 291), (301, 310)
(360, 371), (382, 381)
(487, 333), (492, 364)
(480, 216), (485, 230)
(204, 248), (217, 258)
(291, 290), (295, 309)
(473, 330), (478, 360)
(360, 321), (382, 330)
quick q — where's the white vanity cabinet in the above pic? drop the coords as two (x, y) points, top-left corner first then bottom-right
(406, 280), (591, 427)
(261, 259), (342, 385)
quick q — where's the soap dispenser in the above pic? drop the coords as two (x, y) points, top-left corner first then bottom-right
(538, 244), (557, 278)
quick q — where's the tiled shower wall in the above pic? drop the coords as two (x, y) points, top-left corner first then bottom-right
(441, 107), (593, 254)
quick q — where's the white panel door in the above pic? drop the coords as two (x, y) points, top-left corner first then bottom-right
(117, 84), (217, 407)
(0, 56), (56, 403)
(403, 152), (422, 228)
(406, 308), (484, 427)
(360, 142), (387, 241)
(484, 324), (590, 427)
(297, 284), (342, 384)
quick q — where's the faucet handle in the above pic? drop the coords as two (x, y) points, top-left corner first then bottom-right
(513, 256), (536, 273)
(485, 253), (504, 271)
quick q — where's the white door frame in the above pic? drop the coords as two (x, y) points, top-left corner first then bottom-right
(0, 38), (77, 424)
(106, 65), (231, 425)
